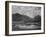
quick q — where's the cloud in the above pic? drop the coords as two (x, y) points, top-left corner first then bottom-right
(12, 5), (41, 18)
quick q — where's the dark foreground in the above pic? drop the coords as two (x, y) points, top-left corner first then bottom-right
(12, 22), (41, 31)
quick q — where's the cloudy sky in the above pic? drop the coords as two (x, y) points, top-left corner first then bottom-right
(12, 5), (41, 18)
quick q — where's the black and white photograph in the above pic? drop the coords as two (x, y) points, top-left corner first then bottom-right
(12, 5), (41, 31)
(5, 1), (45, 36)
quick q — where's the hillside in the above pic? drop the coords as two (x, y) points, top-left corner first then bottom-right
(12, 13), (33, 23)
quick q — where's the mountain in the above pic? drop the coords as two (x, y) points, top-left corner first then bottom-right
(12, 13), (33, 23)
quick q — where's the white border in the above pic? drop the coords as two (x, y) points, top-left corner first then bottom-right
(9, 3), (44, 34)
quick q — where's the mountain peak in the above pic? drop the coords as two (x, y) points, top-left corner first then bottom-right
(15, 13), (21, 15)
(12, 13), (32, 22)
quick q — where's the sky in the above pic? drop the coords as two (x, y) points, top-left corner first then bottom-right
(12, 5), (41, 18)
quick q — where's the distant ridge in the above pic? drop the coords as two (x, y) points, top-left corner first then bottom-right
(12, 13), (33, 22)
